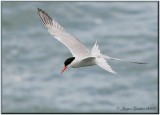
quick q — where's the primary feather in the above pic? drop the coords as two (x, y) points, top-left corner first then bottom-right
(37, 8), (91, 59)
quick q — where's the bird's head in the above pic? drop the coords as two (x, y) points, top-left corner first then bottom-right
(61, 57), (75, 74)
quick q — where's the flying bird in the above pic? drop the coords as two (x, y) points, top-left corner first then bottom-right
(37, 8), (146, 74)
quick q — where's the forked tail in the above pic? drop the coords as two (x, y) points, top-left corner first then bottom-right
(91, 41), (147, 64)
(91, 41), (147, 75)
(102, 55), (148, 64)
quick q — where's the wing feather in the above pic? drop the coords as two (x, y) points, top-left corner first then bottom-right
(96, 58), (117, 74)
(37, 8), (91, 58)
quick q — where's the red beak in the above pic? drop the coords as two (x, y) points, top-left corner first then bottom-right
(61, 66), (67, 74)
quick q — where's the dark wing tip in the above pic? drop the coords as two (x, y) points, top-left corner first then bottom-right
(37, 8), (53, 26)
(37, 8), (43, 15)
(37, 7), (40, 11)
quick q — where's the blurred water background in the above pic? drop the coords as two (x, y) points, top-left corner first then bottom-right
(2, 1), (158, 113)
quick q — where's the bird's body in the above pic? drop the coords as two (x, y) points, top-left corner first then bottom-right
(70, 57), (96, 68)
(37, 8), (146, 75)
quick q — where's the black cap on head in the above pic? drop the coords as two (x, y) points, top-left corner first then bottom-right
(64, 57), (75, 66)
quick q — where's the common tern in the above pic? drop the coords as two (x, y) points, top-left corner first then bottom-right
(37, 8), (146, 74)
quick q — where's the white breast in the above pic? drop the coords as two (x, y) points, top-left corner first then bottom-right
(70, 57), (96, 68)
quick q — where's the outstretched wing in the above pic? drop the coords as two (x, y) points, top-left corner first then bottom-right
(96, 58), (117, 74)
(37, 8), (91, 59)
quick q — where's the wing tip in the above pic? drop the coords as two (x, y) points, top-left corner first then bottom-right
(37, 7), (41, 11)
(37, 8), (43, 15)
(37, 8), (53, 26)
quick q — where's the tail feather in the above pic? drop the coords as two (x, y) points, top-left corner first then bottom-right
(102, 55), (147, 64)
(91, 41), (147, 75)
